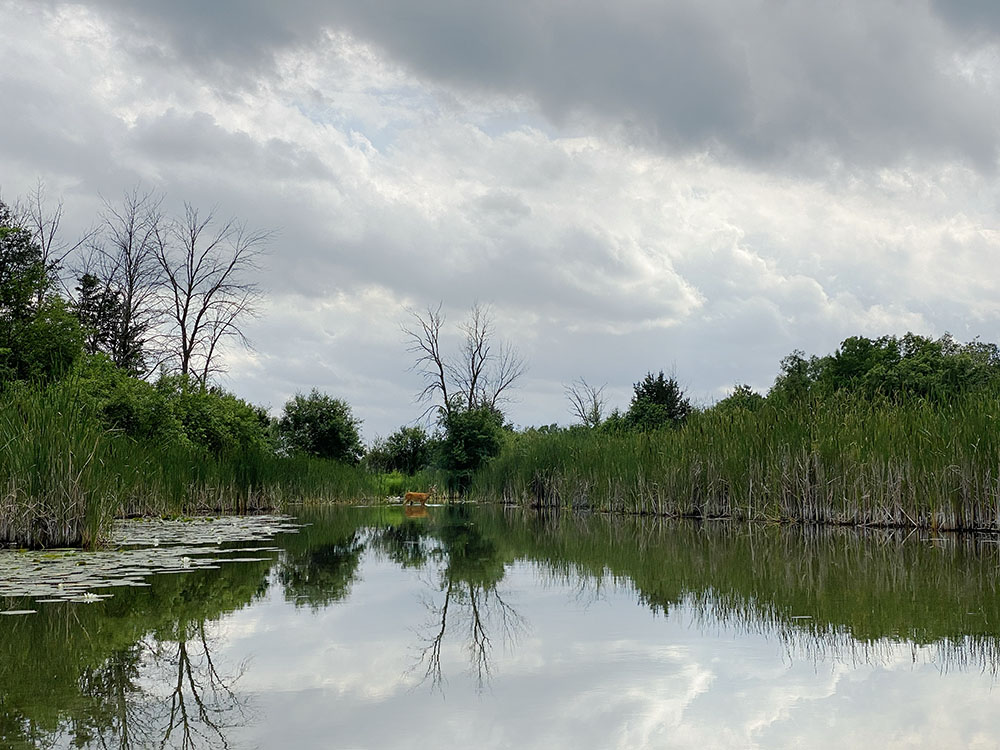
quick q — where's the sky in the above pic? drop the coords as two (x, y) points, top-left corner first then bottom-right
(2, 0), (1000, 441)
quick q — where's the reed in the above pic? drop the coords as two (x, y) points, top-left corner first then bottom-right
(470, 391), (1000, 530)
(0, 382), (412, 548)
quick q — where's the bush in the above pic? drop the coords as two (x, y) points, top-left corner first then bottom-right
(278, 389), (363, 463)
(365, 425), (432, 474)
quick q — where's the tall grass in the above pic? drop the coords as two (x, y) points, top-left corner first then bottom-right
(470, 392), (1000, 530)
(0, 382), (412, 548)
(0, 385), (116, 547)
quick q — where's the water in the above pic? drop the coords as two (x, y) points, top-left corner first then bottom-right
(3, 504), (1000, 749)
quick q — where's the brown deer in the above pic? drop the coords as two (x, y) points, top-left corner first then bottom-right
(403, 485), (437, 506)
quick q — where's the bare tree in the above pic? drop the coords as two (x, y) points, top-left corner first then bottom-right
(88, 187), (168, 376)
(404, 303), (451, 417)
(155, 204), (269, 385)
(403, 302), (527, 418)
(19, 180), (96, 303)
(565, 377), (607, 428)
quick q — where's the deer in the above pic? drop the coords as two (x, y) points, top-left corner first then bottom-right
(403, 485), (437, 506)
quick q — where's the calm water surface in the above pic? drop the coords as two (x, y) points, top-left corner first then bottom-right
(3, 504), (1000, 749)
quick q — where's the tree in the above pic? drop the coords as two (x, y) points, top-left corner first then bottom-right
(88, 187), (167, 376)
(624, 371), (692, 430)
(21, 181), (95, 305)
(73, 272), (122, 356)
(0, 200), (84, 383)
(278, 389), (363, 463)
(403, 302), (526, 419)
(565, 377), (607, 427)
(367, 425), (432, 474)
(769, 349), (817, 404)
(0, 201), (48, 325)
(713, 383), (765, 413)
(438, 406), (505, 493)
(156, 204), (269, 385)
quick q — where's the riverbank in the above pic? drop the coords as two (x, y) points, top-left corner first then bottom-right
(470, 391), (1000, 531)
(0, 383), (438, 548)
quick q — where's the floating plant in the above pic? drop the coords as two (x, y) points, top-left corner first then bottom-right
(0, 514), (304, 605)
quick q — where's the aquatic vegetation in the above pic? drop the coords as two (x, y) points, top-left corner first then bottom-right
(0, 381), (410, 547)
(471, 391), (1000, 530)
(0, 514), (302, 606)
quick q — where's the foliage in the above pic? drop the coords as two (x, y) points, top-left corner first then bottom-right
(624, 371), (692, 430)
(366, 425), (433, 474)
(0, 202), (49, 322)
(438, 405), (506, 493)
(278, 389), (363, 463)
(156, 374), (273, 456)
(712, 383), (766, 414)
(0, 201), (85, 384)
(66, 358), (271, 455)
(770, 333), (1000, 403)
(3, 296), (86, 383)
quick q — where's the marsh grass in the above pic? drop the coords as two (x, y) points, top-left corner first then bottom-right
(0, 383), (416, 548)
(471, 392), (1000, 530)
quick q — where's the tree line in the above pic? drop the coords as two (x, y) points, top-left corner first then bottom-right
(7, 184), (997, 495)
(560, 331), (1000, 436)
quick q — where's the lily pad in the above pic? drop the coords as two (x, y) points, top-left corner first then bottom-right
(0, 514), (300, 603)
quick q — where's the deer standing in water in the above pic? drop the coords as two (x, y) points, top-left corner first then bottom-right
(403, 485), (437, 506)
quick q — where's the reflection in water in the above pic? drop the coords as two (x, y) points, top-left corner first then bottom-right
(370, 507), (527, 688)
(74, 624), (247, 750)
(0, 556), (272, 749)
(412, 508), (526, 689)
(5, 504), (1000, 747)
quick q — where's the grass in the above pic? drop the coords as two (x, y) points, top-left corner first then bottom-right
(0, 382), (443, 548)
(470, 391), (1000, 530)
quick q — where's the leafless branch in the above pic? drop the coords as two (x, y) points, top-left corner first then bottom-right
(565, 377), (607, 427)
(156, 203), (269, 385)
(404, 302), (527, 417)
(403, 303), (452, 417)
(89, 186), (168, 377)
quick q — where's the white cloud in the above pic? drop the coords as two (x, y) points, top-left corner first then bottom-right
(3, 1), (1000, 436)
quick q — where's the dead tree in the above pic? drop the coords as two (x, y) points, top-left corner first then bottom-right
(89, 187), (167, 376)
(565, 377), (607, 427)
(403, 302), (526, 418)
(20, 180), (95, 303)
(155, 204), (269, 385)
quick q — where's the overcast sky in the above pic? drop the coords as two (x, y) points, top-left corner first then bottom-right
(3, 0), (1000, 440)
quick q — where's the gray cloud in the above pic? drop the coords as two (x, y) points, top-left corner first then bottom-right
(62, 0), (1000, 172)
(6, 0), (1000, 439)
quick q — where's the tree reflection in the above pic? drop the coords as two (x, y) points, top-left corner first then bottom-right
(407, 507), (527, 690)
(277, 526), (364, 609)
(71, 621), (248, 750)
(0, 557), (272, 750)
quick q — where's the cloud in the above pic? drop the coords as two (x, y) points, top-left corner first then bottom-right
(4, 1), (1000, 437)
(54, 0), (1000, 173)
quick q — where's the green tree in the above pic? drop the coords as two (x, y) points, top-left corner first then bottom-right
(773, 333), (1000, 404)
(73, 273), (123, 358)
(0, 201), (84, 384)
(0, 202), (49, 323)
(367, 425), (432, 474)
(439, 405), (505, 493)
(624, 371), (692, 430)
(279, 389), (363, 463)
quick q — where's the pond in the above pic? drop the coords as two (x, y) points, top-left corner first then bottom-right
(2, 504), (1000, 749)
